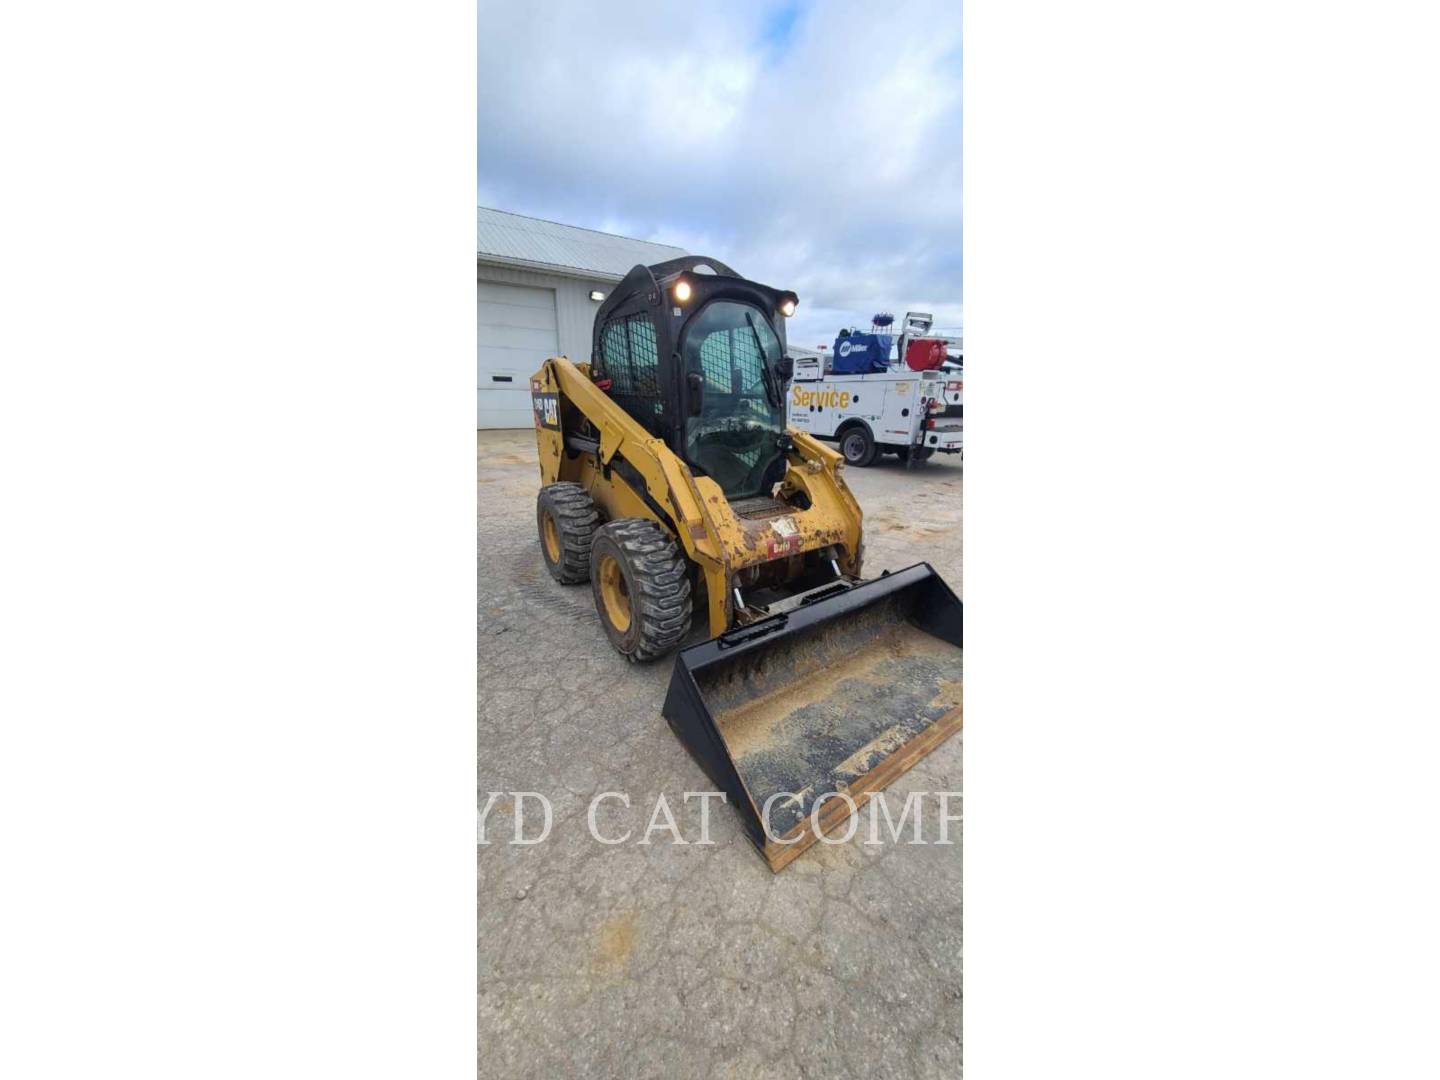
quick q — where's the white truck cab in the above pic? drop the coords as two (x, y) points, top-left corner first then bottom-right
(785, 312), (962, 467)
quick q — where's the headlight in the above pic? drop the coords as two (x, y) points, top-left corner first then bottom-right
(673, 279), (692, 303)
(779, 297), (797, 317)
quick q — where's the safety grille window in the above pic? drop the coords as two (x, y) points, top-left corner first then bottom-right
(698, 326), (766, 394)
(600, 319), (629, 380)
(681, 300), (787, 500)
(599, 313), (663, 430)
(626, 316), (659, 398)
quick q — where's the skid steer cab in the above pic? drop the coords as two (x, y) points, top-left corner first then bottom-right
(529, 256), (962, 871)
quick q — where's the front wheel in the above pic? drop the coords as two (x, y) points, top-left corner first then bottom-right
(589, 519), (693, 662)
(537, 482), (599, 584)
(840, 426), (878, 467)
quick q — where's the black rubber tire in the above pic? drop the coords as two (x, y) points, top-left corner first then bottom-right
(537, 482), (599, 584)
(839, 425), (878, 467)
(902, 446), (935, 464)
(589, 519), (693, 662)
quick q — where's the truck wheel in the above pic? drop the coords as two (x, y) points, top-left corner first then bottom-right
(840, 425), (878, 467)
(589, 519), (693, 662)
(902, 446), (935, 464)
(537, 482), (599, 584)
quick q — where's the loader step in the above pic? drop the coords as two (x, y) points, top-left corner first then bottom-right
(728, 496), (792, 520)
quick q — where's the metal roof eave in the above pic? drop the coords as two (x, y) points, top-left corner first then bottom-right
(476, 252), (630, 283)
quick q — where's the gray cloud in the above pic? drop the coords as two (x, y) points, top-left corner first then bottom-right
(478, 0), (962, 348)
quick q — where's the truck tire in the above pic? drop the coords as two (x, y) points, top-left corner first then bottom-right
(589, 519), (693, 662)
(537, 482), (599, 584)
(839, 424), (878, 467)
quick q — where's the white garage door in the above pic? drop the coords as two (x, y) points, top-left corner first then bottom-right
(477, 281), (558, 428)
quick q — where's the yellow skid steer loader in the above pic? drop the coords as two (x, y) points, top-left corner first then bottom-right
(530, 257), (962, 870)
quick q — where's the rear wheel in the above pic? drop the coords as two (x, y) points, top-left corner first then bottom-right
(839, 425), (878, 467)
(589, 519), (692, 661)
(537, 482), (599, 584)
(902, 446), (935, 464)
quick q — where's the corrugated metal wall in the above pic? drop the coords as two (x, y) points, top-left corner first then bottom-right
(477, 261), (610, 427)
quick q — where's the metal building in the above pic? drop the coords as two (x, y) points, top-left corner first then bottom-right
(477, 207), (686, 428)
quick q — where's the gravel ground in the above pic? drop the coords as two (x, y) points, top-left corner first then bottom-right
(478, 429), (963, 1079)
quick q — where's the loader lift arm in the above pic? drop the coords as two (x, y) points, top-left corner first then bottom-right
(535, 354), (863, 637)
(534, 356), (732, 632)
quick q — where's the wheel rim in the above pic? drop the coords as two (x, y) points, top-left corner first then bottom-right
(542, 512), (561, 562)
(597, 554), (632, 632)
(844, 434), (863, 461)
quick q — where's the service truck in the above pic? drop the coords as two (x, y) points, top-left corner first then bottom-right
(785, 311), (962, 466)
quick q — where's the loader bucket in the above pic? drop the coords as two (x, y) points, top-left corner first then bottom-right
(662, 563), (963, 871)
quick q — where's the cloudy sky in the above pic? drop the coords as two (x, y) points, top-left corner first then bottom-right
(478, 0), (962, 350)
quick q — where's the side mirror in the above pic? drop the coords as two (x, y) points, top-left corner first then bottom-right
(776, 355), (794, 380)
(686, 371), (705, 416)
